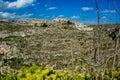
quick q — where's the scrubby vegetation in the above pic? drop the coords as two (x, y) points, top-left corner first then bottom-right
(0, 19), (120, 80)
(0, 64), (120, 80)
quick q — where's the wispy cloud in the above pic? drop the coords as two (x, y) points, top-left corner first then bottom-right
(81, 7), (93, 11)
(31, 3), (35, 6)
(102, 16), (106, 19)
(45, 4), (48, 7)
(0, 12), (16, 19)
(3, 0), (35, 9)
(101, 10), (116, 13)
(0, 11), (33, 20)
(0, 0), (7, 11)
(47, 7), (57, 10)
(57, 15), (64, 18)
(71, 16), (80, 19)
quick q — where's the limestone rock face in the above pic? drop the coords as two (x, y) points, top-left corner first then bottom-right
(0, 45), (7, 54)
(73, 22), (93, 31)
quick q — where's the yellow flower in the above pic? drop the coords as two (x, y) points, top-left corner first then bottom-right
(49, 74), (57, 80)
(36, 75), (43, 80)
(41, 69), (50, 76)
(17, 73), (22, 78)
(26, 73), (31, 79)
(35, 69), (41, 74)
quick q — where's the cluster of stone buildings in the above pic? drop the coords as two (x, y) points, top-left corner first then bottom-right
(53, 18), (93, 31)
(1, 18), (93, 31)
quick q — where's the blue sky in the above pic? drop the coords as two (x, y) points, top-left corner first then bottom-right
(0, 0), (120, 24)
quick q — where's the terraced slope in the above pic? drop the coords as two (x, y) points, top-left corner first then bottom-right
(0, 20), (118, 73)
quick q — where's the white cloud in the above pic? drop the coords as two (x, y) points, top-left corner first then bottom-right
(7, 0), (35, 9)
(101, 10), (116, 13)
(81, 7), (93, 11)
(31, 3), (35, 6)
(57, 15), (64, 18)
(47, 7), (57, 10)
(0, 12), (16, 19)
(71, 16), (80, 19)
(0, 11), (33, 20)
(20, 13), (33, 17)
(102, 16), (106, 19)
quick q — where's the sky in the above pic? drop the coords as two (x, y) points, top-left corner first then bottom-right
(0, 0), (120, 24)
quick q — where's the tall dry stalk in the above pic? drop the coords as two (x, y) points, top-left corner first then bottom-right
(112, 28), (120, 69)
(93, 0), (101, 79)
(94, 0), (101, 64)
(70, 40), (74, 72)
(112, 0), (120, 69)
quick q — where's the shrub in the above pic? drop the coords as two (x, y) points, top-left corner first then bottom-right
(0, 65), (120, 80)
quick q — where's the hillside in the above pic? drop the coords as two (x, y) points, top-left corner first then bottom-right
(0, 19), (119, 73)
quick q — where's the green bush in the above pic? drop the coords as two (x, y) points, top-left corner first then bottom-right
(0, 65), (120, 80)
